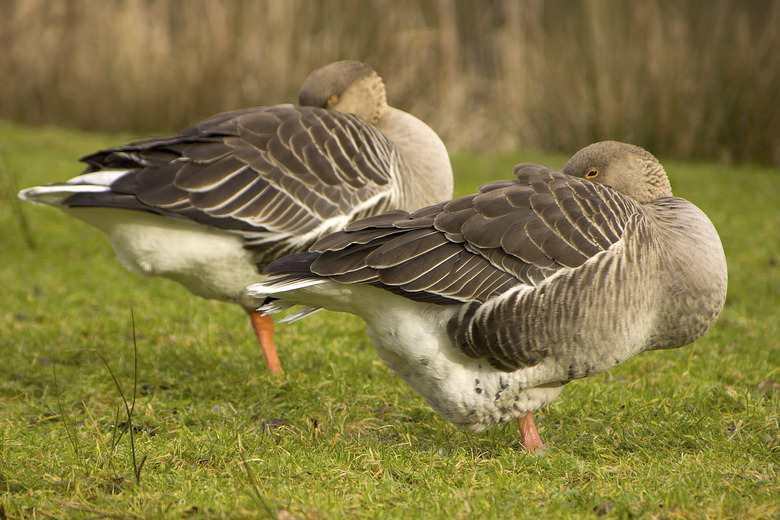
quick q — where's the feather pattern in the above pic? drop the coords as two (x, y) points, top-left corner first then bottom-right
(18, 60), (453, 377)
(62, 105), (408, 263)
(288, 163), (641, 306)
(251, 141), (728, 434)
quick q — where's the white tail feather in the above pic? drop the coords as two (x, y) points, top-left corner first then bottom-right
(18, 170), (130, 206)
(19, 185), (110, 206)
(257, 299), (322, 323)
(257, 300), (295, 314)
(247, 277), (327, 297)
(64, 170), (129, 186)
(280, 306), (323, 323)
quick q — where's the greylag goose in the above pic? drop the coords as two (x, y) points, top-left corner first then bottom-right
(248, 141), (728, 451)
(18, 60), (453, 375)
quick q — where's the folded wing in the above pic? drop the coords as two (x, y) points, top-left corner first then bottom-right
(62, 105), (408, 259)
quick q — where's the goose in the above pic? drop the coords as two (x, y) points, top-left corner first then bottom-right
(248, 141), (728, 452)
(19, 60), (453, 375)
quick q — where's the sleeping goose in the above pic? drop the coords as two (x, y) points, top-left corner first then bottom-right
(19, 60), (453, 375)
(248, 141), (728, 451)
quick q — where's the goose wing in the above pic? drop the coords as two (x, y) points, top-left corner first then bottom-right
(277, 163), (641, 305)
(62, 105), (407, 255)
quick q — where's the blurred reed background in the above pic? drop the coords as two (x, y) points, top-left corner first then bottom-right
(0, 0), (778, 164)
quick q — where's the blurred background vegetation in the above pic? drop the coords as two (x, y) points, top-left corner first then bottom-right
(1, 0), (778, 165)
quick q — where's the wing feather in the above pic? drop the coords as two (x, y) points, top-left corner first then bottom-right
(280, 166), (642, 306)
(60, 105), (409, 262)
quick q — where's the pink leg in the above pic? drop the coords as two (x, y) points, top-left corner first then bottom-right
(249, 311), (284, 375)
(518, 413), (545, 453)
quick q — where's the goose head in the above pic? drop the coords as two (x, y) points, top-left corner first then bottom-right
(298, 60), (387, 125)
(563, 141), (673, 204)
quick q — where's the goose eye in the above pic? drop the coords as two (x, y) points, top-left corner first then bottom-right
(585, 169), (599, 179)
(326, 94), (339, 106)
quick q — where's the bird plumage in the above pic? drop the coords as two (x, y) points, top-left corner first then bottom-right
(249, 141), (728, 445)
(19, 61), (453, 374)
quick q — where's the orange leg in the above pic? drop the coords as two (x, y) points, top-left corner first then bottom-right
(249, 311), (284, 375)
(517, 413), (545, 454)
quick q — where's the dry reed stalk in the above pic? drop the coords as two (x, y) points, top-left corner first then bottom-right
(0, 0), (777, 164)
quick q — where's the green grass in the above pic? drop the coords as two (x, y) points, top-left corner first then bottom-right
(1, 120), (778, 519)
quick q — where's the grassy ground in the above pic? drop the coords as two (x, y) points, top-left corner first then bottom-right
(0, 120), (778, 519)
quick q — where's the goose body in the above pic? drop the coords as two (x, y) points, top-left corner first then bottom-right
(248, 141), (728, 448)
(19, 61), (453, 373)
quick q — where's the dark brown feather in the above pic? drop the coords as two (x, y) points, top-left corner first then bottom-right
(67, 105), (409, 257)
(292, 165), (642, 310)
